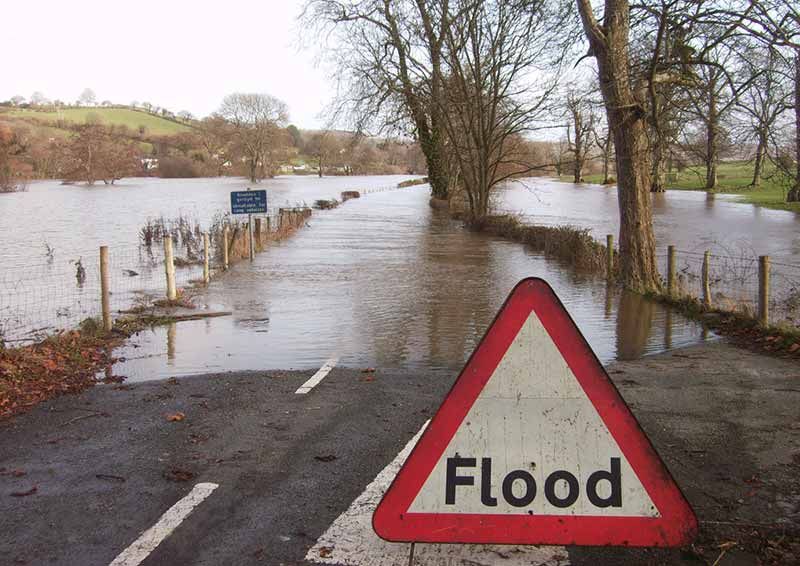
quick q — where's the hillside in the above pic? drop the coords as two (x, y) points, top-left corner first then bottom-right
(1, 107), (192, 136)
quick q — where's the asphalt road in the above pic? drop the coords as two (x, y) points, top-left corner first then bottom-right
(1, 343), (798, 565)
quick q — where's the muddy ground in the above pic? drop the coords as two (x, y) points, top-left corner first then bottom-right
(0, 342), (798, 565)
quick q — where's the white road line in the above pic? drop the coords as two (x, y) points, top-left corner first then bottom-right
(109, 482), (219, 566)
(306, 422), (569, 565)
(295, 357), (339, 394)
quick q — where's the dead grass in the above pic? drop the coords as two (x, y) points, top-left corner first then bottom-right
(314, 198), (340, 210)
(398, 177), (429, 188)
(0, 324), (125, 420)
(649, 292), (800, 359)
(481, 215), (613, 275)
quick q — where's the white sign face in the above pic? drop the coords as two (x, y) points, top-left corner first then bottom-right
(373, 278), (697, 547)
(408, 310), (658, 517)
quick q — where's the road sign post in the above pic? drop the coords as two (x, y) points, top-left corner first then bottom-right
(230, 189), (267, 262)
(373, 278), (697, 548)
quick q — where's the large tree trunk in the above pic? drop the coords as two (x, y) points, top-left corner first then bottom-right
(651, 133), (667, 192)
(751, 131), (767, 188)
(789, 52), (800, 203)
(419, 121), (449, 199)
(577, 0), (661, 292)
(386, 0), (449, 201)
(705, 75), (719, 191)
(248, 159), (257, 183)
(572, 110), (585, 183)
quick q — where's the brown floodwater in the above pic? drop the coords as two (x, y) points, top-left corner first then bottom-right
(112, 184), (712, 380)
(3, 175), (797, 380)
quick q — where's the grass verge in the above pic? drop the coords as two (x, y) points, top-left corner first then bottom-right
(559, 160), (799, 213)
(480, 214), (613, 275)
(650, 292), (800, 359)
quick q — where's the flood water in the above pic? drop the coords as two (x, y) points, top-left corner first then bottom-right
(2, 175), (798, 379)
(114, 185), (711, 380)
(498, 179), (800, 261)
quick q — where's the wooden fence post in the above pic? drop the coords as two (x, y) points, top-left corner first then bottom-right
(99, 246), (112, 331)
(203, 233), (210, 284)
(667, 245), (676, 297)
(223, 225), (229, 270)
(606, 234), (614, 279)
(702, 250), (711, 308)
(164, 236), (177, 300)
(759, 255), (770, 326)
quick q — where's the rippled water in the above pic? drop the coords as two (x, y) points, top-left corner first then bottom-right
(3, 175), (796, 379)
(114, 185), (711, 380)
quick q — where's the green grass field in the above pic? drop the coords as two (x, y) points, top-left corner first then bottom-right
(3, 107), (191, 136)
(561, 160), (799, 213)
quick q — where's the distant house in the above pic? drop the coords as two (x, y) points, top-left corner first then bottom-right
(141, 158), (159, 171)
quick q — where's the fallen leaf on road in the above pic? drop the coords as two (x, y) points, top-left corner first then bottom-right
(166, 412), (185, 422)
(318, 547), (333, 558)
(314, 454), (337, 463)
(163, 468), (194, 482)
(10, 486), (37, 497)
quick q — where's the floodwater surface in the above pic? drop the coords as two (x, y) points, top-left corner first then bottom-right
(3, 175), (798, 379)
(114, 185), (711, 380)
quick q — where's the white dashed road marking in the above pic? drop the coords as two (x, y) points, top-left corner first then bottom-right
(306, 423), (569, 565)
(109, 482), (219, 566)
(295, 357), (338, 394)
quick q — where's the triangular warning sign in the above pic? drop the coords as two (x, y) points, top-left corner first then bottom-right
(373, 278), (697, 547)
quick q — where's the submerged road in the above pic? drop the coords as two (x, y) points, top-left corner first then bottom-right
(2, 342), (798, 565)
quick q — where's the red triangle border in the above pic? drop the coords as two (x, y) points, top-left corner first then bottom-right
(373, 278), (698, 547)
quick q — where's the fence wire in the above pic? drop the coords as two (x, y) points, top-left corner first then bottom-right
(657, 247), (800, 326)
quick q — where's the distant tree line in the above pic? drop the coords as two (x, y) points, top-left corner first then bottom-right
(0, 91), (426, 190)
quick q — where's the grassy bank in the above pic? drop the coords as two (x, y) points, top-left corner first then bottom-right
(480, 215), (613, 274)
(560, 160), (799, 213)
(1, 107), (191, 136)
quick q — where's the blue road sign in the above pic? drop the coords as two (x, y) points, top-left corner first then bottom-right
(231, 190), (268, 214)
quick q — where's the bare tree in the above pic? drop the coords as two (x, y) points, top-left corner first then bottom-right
(62, 123), (139, 185)
(217, 93), (289, 182)
(29, 92), (48, 106)
(78, 88), (96, 106)
(198, 116), (234, 177)
(305, 0), (451, 199)
(564, 88), (594, 183)
(437, 0), (564, 221)
(577, 0), (661, 291)
(306, 130), (342, 177)
(0, 123), (31, 192)
(591, 114), (615, 184)
(734, 44), (793, 187)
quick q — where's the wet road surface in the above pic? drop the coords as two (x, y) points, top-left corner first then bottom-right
(2, 343), (797, 565)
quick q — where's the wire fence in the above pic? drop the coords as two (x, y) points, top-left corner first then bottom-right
(0, 182), (422, 345)
(0, 207), (312, 345)
(655, 246), (800, 327)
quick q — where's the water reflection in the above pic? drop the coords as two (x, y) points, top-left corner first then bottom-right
(615, 291), (655, 360)
(112, 186), (712, 381)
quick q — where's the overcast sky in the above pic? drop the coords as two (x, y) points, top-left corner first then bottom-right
(3, 0), (330, 128)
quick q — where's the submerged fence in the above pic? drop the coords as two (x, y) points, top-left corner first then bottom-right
(0, 207), (312, 344)
(600, 238), (799, 327)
